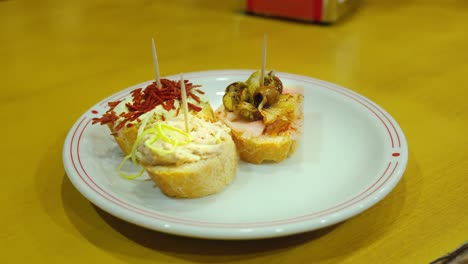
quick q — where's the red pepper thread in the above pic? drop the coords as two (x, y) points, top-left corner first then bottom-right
(92, 78), (204, 131)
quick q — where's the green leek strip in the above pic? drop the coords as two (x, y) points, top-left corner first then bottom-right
(144, 123), (192, 154)
(143, 132), (176, 154)
(121, 127), (159, 180)
(137, 112), (154, 137)
(118, 154), (145, 179)
(119, 122), (193, 180)
(214, 130), (222, 144)
(131, 127), (158, 165)
(157, 123), (192, 145)
(156, 123), (175, 144)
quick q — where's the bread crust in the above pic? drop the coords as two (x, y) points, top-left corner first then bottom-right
(215, 97), (303, 164)
(111, 124), (138, 155)
(231, 129), (298, 164)
(143, 137), (238, 198)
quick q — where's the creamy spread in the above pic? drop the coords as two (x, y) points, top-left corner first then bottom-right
(136, 116), (231, 166)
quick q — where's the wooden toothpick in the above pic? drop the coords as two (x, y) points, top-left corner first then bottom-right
(260, 33), (267, 86)
(180, 74), (190, 133)
(152, 38), (162, 88)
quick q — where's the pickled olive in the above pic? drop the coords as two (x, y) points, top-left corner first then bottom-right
(234, 102), (262, 121)
(239, 86), (250, 102)
(225, 82), (247, 93)
(222, 70), (285, 120)
(253, 85), (280, 107)
(222, 91), (239, 111)
(272, 75), (283, 94)
(264, 75), (283, 94)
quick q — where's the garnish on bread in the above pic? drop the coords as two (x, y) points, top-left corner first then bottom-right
(93, 78), (237, 198)
(92, 79), (214, 155)
(135, 116), (237, 198)
(215, 70), (303, 164)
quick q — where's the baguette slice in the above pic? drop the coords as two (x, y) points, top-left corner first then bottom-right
(142, 132), (238, 198)
(215, 93), (303, 164)
(229, 126), (300, 164)
(111, 102), (214, 155)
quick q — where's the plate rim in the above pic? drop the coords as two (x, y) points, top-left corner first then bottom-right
(62, 69), (408, 240)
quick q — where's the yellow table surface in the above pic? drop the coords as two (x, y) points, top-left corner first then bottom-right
(2, 0), (467, 263)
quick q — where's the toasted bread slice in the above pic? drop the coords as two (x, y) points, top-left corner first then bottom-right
(230, 128), (299, 164)
(142, 132), (238, 198)
(215, 93), (303, 164)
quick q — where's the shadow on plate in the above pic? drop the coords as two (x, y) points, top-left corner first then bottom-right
(59, 173), (340, 263)
(95, 202), (338, 251)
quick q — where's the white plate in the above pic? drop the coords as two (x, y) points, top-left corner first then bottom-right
(63, 70), (408, 240)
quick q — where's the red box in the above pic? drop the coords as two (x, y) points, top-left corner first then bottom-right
(246, 0), (358, 23)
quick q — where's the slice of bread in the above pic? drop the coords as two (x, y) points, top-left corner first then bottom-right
(230, 128), (299, 164)
(215, 94), (303, 164)
(142, 134), (238, 198)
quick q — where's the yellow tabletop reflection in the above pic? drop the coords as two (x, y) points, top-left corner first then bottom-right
(2, 0), (467, 263)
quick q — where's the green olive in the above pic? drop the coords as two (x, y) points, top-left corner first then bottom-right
(222, 91), (239, 111)
(264, 74), (283, 94)
(234, 102), (262, 121)
(239, 86), (250, 103)
(253, 85), (280, 107)
(225, 82), (247, 93)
